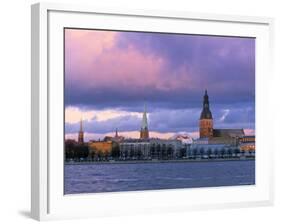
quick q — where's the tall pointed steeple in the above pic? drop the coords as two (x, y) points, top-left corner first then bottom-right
(200, 89), (213, 119)
(141, 104), (148, 129)
(115, 128), (118, 137)
(78, 117), (84, 144)
(79, 118), (83, 132)
(140, 104), (149, 139)
(199, 90), (213, 138)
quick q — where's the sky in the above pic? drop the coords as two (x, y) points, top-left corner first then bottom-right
(64, 28), (255, 141)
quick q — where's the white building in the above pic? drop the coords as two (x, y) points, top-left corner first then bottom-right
(119, 138), (184, 160)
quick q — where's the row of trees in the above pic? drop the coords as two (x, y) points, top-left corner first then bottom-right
(65, 142), (121, 162)
(65, 141), (255, 162)
(65, 140), (88, 161)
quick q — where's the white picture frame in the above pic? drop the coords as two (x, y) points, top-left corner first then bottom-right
(31, 2), (274, 221)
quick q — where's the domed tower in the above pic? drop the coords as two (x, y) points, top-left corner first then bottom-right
(140, 104), (149, 139)
(199, 90), (213, 138)
(78, 118), (84, 144)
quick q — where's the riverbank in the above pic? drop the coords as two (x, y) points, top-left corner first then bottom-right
(65, 157), (255, 165)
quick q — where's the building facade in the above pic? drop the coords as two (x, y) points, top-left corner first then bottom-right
(199, 90), (214, 138)
(239, 135), (255, 151)
(104, 129), (125, 142)
(88, 141), (113, 159)
(119, 138), (184, 160)
(119, 104), (187, 160)
(199, 90), (245, 145)
(189, 143), (240, 159)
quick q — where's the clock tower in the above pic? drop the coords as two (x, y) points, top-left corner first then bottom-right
(199, 90), (213, 138)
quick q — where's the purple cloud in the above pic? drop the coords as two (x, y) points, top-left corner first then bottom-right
(64, 29), (255, 134)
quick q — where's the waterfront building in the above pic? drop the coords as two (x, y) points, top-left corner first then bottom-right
(119, 138), (184, 160)
(199, 90), (245, 145)
(189, 143), (240, 159)
(140, 104), (149, 139)
(211, 129), (244, 145)
(88, 140), (114, 159)
(78, 118), (84, 144)
(199, 90), (214, 138)
(88, 129), (124, 160)
(113, 128), (125, 142)
(119, 104), (186, 160)
(104, 128), (125, 143)
(188, 90), (250, 159)
(239, 135), (255, 151)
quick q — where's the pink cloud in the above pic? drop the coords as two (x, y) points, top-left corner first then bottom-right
(65, 29), (193, 92)
(65, 29), (117, 82)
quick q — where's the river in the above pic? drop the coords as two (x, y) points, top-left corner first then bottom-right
(64, 160), (255, 194)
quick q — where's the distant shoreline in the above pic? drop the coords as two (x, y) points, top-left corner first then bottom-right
(65, 157), (255, 165)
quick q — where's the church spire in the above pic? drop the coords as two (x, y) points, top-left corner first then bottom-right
(200, 89), (212, 119)
(199, 89), (213, 138)
(140, 104), (149, 139)
(141, 104), (148, 129)
(115, 128), (118, 137)
(78, 117), (84, 144)
(79, 117), (83, 132)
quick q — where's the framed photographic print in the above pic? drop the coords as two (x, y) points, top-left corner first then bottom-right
(31, 2), (274, 221)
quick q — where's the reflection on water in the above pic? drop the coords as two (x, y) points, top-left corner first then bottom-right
(64, 160), (255, 194)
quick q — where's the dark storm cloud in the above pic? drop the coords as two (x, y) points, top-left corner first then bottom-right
(64, 29), (255, 133)
(65, 31), (255, 110)
(115, 32), (255, 105)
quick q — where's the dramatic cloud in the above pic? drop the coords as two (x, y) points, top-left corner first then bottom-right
(64, 28), (255, 138)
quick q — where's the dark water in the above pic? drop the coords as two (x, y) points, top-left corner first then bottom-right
(64, 160), (255, 194)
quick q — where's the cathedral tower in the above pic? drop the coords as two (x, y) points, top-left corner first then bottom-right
(199, 90), (213, 138)
(140, 104), (149, 139)
(78, 118), (84, 144)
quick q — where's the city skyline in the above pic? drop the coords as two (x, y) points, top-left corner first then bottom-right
(64, 29), (255, 141)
